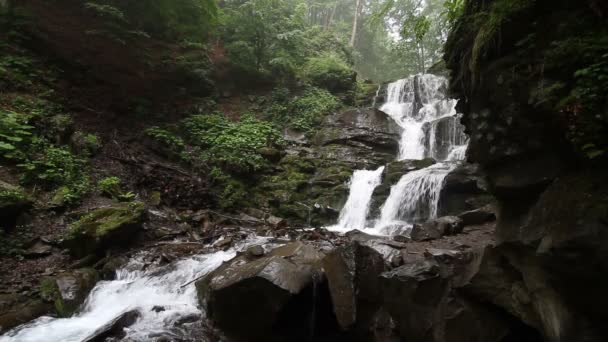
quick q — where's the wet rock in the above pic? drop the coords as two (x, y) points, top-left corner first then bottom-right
(0, 294), (51, 333)
(381, 258), (509, 342)
(40, 268), (99, 317)
(245, 245), (265, 258)
(63, 202), (146, 257)
(266, 215), (287, 228)
(196, 242), (324, 340)
(82, 310), (141, 342)
(458, 206), (496, 226)
(437, 164), (493, 217)
(322, 242), (387, 332)
(411, 216), (464, 242)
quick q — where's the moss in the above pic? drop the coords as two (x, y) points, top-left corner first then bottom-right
(64, 201), (145, 257)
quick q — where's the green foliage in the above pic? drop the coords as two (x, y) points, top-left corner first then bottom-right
(145, 126), (185, 155)
(470, 0), (533, 73)
(302, 54), (355, 92)
(209, 167), (247, 209)
(19, 146), (90, 204)
(84, 0), (218, 42)
(284, 88), (341, 132)
(98, 176), (135, 201)
(182, 112), (283, 172)
(442, 0), (464, 27)
(0, 110), (34, 160)
(0, 188), (29, 207)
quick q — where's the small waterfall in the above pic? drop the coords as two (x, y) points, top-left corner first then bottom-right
(373, 163), (455, 234)
(0, 236), (270, 342)
(332, 166), (385, 232)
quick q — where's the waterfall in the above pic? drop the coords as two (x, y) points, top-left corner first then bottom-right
(0, 236), (270, 342)
(380, 74), (464, 161)
(373, 163), (455, 234)
(331, 166), (385, 232)
(329, 74), (468, 236)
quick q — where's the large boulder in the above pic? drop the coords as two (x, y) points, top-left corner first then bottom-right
(196, 242), (326, 341)
(63, 202), (146, 257)
(437, 164), (494, 217)
(322, 241), (387, 332)
(0, 294), (51, 333)
(39, 268), (99, 317)
(381, 252), (511, 342)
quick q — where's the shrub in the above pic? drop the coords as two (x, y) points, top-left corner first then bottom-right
(19, 146), (90, 204)
(288, 88), (341, 132)
(0, 110), (34, 160)
(145, 126), (185, 155)
(182, 112), (283, 173)
(302, 54), (356, 93)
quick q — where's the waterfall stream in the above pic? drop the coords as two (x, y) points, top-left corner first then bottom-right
(331, 74), (468, 235)
(331, 166), (385, 233)
(0, 236), (270, 342)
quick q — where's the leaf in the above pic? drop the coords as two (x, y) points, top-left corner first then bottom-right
(0, 142), (16, 150)
(587, 149), (605, 159)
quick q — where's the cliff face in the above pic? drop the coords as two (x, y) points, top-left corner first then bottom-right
(445, 0), (608, 340)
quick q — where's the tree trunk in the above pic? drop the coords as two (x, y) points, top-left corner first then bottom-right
(325, 2), (338, 30)
(349, 0), (363, 47)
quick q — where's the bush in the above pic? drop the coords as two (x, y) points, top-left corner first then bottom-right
(0, 110), (34, 161)
(282, 88), (341, 133)
(19, 146), (90, 204)
(302, 54), (356, 93)
(145, 126), (185, 157)
(182, 112), (283, 173)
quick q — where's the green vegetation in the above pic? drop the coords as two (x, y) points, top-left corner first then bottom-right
(182, 112), (283, 173)
(266, 87), (341, 133)
(98, 176), (135, 201)
(302, 54), (356, 93)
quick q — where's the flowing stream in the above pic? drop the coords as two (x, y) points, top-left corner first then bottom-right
(0, 236), (270, 342)
(331, 74), (468, 235)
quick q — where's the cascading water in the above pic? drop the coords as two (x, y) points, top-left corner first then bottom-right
(0, 236), (270, 342)
(330, 74), (468, 236)
(331, 166), (385, 232)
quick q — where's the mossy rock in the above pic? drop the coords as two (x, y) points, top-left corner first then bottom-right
(63, 201), (146, 257)
(0, 181), (32, 229)
(40, 268), (99, 317)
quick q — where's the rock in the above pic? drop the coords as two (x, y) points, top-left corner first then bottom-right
(63, 202), (146, 257)
(393, 235), (410, 243)
(411, 216), (464, 242)
(40, 268), (99, 317)
(23, 240), (53, 258)
(245, 245), (265, 258)
(0, 294), (51, 333)
(381, 258), (510, 342)
(213, 237), (233, 249)
(266, 215), (287, 228)
(82, 310), (141, 342)
(458, 206), (496, 226)
(196, 242), (324, 340)
(322, 242), (387, 332)
(0, 181), (32, 229)
(437, 164), (493, 217)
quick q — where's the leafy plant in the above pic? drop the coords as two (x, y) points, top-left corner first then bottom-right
(19, 146), (90, 204)
(145, 127), (185, 155)
(182, 112), (283, 173)
(0, 110), (34, 160)
(302, 54), (355, 93)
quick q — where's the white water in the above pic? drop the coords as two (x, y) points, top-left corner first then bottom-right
(373, 163), (455, 234)
(0, 236), (270, 342)
(331, 166), (385, 232)
(330, 74), (468, 236)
